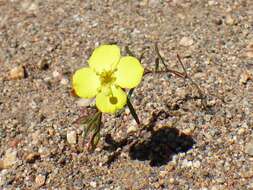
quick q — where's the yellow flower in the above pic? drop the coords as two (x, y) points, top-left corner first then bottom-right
(72, 45), (144, 113)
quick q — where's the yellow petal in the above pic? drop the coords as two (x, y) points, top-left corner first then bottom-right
(88, 45), (121, 73)
(115, 56), (144, 89)
(96, 86), (127, 113)
(72, 67), (100, 98)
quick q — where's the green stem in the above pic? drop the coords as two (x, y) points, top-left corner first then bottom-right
(127, 97), (140, 125)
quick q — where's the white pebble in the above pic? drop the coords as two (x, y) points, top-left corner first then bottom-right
(67, 131), (77, 144)
(1, 149), (18, 169)
(90, 181), (97, 188)
(193, 160), (201, 168)
(245, 139), (253, 156)
(76, 98), (95, 107)
(52, 70), (60, 78)
(179, 37), (194, 47)
(60, 77), (69, 85)
(8, 66), (25, 80)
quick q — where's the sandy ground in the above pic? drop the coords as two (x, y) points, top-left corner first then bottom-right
(1, 0), (253, 189)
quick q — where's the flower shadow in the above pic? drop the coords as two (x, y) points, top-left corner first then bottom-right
(104, 110), (196, 167)
(129, 127), (196, 167)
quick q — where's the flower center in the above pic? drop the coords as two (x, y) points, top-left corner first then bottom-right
(100, 70), (115, 86)
(109, 96), (118, 105)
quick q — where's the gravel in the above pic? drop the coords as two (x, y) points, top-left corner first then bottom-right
(1, 0), (253, 189)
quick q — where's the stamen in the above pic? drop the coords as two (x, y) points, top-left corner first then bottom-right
(100, 70), (115, 86)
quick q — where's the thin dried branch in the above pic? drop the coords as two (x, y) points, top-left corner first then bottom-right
(154, 43), (208, 109)
(153, 43), (186, 78)
(176, 54), (207, 109)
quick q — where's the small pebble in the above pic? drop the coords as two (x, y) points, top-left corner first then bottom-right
(27, 3), (38, 12)
(67, 131), (77, 144)
(193, 160), (201, 168)
(38, 59), (49, 70)
(213, 18), (222, 25)
(154, 182), (160, 189)
(242, 170), (253, 178)
(248, 182), (253, 189)
(181, 159), (193, 168)
(210, 186), (217, 190)
(177, 13), (186, 20)
(204, 115), (212, 122)
(216, 177), (225, 184)
(21, 1), (39, 12)
(8, 66), (25, 80)
(0, 170), (8, 186)
(239, 71), (251, 84)
(47, 128), (55, 136)
(245, 139), (253, 156)
(76, 98), (94, 107)
(25, 152), (40, 163)
(127, 125), (138, 134)
(90, 181), (97, 188)
(208, 0), (217, 6)
(35, 174), (46, 187)
(8, 138), (21, 148)
(32, 131), (40, 145)
(245, 51), (253, 58)
(245, 41), (253, 58)
(125, 107), (130, 115)
(225, 15), (235, 25)
(166, 163), (175, 172)
(148, 0), (160, 6)
(52, 70), (60, 78)
(179, 37), (194, 47)
(0, 161), (4, 170)
(168, 178), (175, 184)
(238, 128), (245, 135)
(0, 149), (18, 169)
(183, 124), (196, 135)
(159, 170), (168, 178)
(60, 77), (69, 85)
(182, 128), (193, 135)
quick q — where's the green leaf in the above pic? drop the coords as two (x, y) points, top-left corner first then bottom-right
(82, 111), (102, 140)
(82, 123), (92, 139)
(92, 132), (101, 149)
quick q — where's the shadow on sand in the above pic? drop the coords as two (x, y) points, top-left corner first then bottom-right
(129, 127), (195, 166)
(104, 110), (196, 167)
